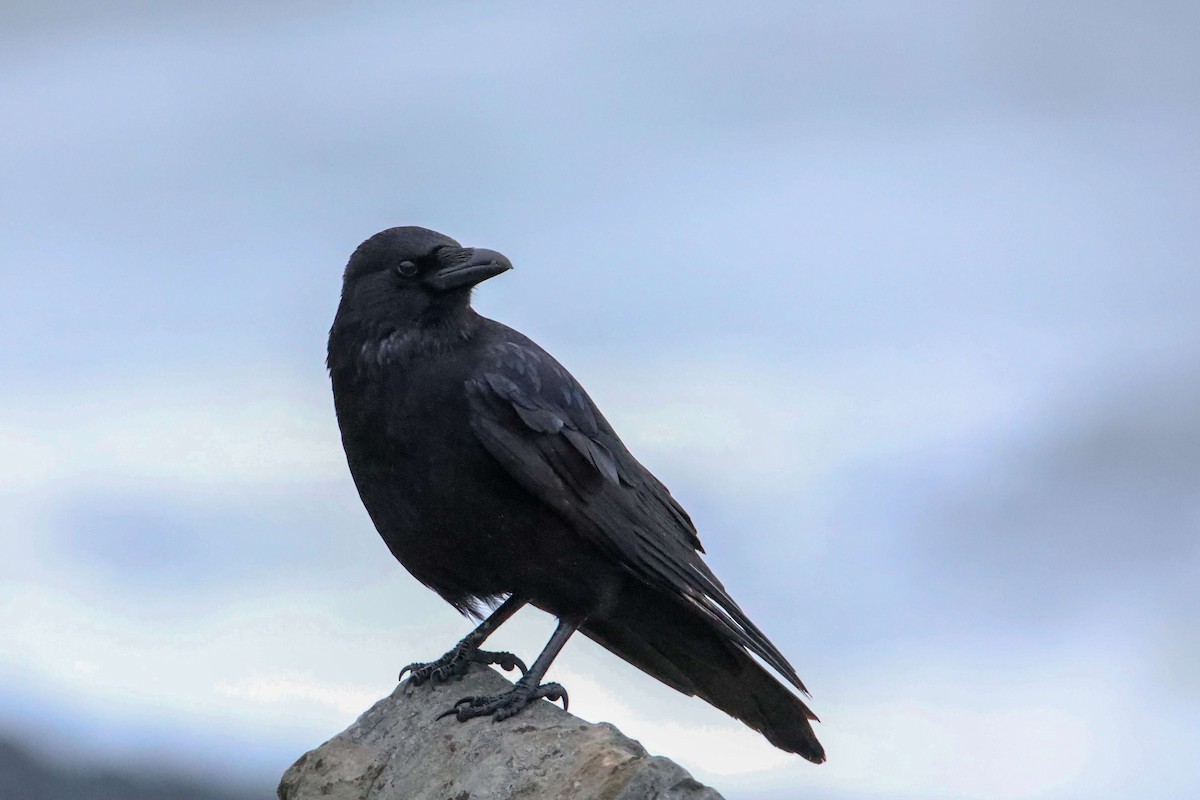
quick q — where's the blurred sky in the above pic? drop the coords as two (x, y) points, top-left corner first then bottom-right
(1, 2), (1197, 798)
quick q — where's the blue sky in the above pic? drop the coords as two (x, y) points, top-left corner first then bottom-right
(2, 3), (1197, 798)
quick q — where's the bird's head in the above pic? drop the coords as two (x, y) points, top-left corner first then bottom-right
(335, 226), (512, 329)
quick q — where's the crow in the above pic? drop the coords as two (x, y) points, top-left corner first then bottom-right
(327, 226), (825, 763)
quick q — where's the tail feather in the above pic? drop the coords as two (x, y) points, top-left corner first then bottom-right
(580, 584), (825, 763)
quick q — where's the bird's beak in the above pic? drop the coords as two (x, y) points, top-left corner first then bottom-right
(425, 247), (513, 292)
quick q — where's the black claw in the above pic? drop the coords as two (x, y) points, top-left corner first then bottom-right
(436, 678), (570, 725)
(489, 652), (528, 676)
(531, 682), (568, 712)
(472, 650), (528, 676)
(400, 647), (528, 687)
(435, 697), (474, 721)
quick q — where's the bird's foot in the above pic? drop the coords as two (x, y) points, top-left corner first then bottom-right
(399, 644), (527, 686)
(436, 678), (568, 722)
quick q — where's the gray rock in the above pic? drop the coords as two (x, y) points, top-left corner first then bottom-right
(278, 664), (725, 800)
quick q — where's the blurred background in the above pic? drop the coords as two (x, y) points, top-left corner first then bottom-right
(1, 2), (1197, 798)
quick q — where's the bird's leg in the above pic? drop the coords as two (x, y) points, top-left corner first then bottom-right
(438, 617), (576, 723)
(399, 595), (528, 686)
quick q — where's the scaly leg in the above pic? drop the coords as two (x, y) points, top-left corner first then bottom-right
(438, 617), (575, 722)
(399, 595), (528, 685)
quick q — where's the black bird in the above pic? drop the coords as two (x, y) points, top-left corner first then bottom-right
(327, 226), (825, 763)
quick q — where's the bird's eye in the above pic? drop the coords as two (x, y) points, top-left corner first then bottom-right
(397, 260), (418, 277)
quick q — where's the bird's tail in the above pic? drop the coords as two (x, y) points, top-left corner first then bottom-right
(580, 583), (825, 763)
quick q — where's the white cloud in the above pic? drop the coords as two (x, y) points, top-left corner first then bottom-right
(216, 675), (380, 717)
(822, 700), (1093, 799)
(0, 370), (342, 494)
(583, 345), (1049, 501)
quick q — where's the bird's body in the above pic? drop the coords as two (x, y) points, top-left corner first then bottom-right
(330, 315), (626, 619)
(328, 227), (825, 763)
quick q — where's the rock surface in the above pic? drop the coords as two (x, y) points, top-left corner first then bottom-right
(278, 664), (725, 800)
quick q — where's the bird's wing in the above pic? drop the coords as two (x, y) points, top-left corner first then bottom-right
(466, 336), (808, 693)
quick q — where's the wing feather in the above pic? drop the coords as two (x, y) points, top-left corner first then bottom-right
(466, 335), (807, 693)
